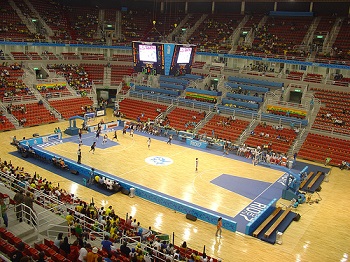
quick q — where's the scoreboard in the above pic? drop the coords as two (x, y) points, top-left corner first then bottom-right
(132, 41), (196, 76)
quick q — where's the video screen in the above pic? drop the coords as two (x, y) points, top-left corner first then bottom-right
(139, 45), (157, 63)
(176, 47), (192, 64)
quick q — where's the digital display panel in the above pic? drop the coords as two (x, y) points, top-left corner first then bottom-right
(176, 47), (192, 64)
(139, 45), (157, 63)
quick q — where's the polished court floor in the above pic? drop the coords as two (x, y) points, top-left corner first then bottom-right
(1, 110), (349, 262)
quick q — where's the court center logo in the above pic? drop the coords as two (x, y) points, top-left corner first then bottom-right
(145, 156), (173, 166)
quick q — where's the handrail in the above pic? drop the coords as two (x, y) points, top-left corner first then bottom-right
(119, 235), (179, 262)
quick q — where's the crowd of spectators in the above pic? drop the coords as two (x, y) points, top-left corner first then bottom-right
(0, 154), (222, 262)
(47, 64), (93, 91)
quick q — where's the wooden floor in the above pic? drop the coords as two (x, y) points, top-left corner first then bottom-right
(1, 110), (349, 262)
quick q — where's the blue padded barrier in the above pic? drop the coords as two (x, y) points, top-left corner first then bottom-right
(159, 82), (186, 90)
(159, 75), (189, 85)
(225, 82), (269, 93)
(222, 98), (259, 110)
(217, 105), (257, 117)
(226, 92), (263, 102)
(228, 76), (283, 88)
(135, 85), (180, 96)
(180, 74), (204, 80)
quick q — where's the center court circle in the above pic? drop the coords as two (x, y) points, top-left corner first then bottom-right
(145, 156), (173, 166)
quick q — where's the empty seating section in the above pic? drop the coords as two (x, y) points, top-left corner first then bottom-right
(311, 88), (350, 134)
(189, 14), (244, 52)
(0, 115), (15, 131)
(11, 52), (42, 60)
(303, 73), (323, 83)
(81, 53), (105, 60)
(245, 124), (297, 154)
(10, 103), (57, 126)
(252, 16), (313, 55)
(166, 107), (205, 132)
(49, 97), (93, 119)
(111, 65), (134, 85)
(81, 64), (104, 82)
(42, 52), (58, 60)
(28, 52), (42, 60)
(192, 61), (206, 69)
(112, 54), (133, 62)
(286, 71), (304, 81)
(198, 115), (249, 142)
(61, 53), (80, 60)
(315, 16), (336, 32)
(119, 98), (167, 122)
(11, 52), (30, 60)
(298, 133), (350, 165)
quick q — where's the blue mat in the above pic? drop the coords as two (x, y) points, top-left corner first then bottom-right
(9, 151), (116, 196)
(211, 174), (272, 200)
(62, 132), (119, 149)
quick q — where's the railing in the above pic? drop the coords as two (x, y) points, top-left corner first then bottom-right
(311, 123), (350, 137)
(119, 235), (178, 262)
(2, 95), (37, 104)
(129, 91), (176, 105)
(0, 170), (66, 228)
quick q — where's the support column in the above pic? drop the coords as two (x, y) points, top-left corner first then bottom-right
(211, 1), (215, 14)
(161, 2), (164, 13)
(309, 2), (313, 12)
(274, 2), (277, 12)
(241, 1), (245, 15)
(185, 1), (188, 14)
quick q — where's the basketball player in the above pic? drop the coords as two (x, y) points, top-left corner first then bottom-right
(195, 158), (198, 171)
(103, 133), (108, 144)
(130, 127), (134, 137)
(112, 130), (118, 141)
(89, 141), (96, 154)
(77, 148), (82, 164)
(216, 217), (222, 238)
(167, 134), (172, 145)
(78, 129), (82, 141)
(147, 138), (151, 149)
(95, 129), (101, 140)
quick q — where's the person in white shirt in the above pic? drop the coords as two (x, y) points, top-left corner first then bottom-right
(78, 245), (88, 262)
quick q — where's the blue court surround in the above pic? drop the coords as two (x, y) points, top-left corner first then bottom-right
(17, 127), (330, 236)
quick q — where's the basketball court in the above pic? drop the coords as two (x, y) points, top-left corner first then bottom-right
(22, 121), (299, 233)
